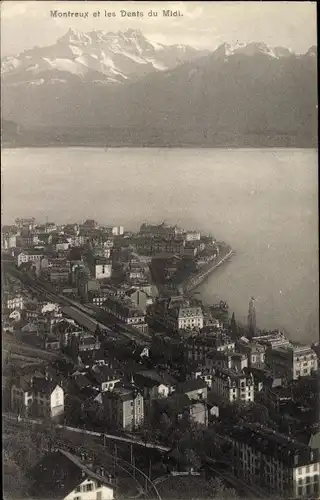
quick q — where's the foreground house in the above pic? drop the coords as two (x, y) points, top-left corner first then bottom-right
(27, 449), (116, 500)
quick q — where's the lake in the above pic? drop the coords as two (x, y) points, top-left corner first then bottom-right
(2, 147), (318, 342)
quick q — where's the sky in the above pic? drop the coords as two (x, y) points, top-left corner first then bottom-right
(0, 1), (317, 56)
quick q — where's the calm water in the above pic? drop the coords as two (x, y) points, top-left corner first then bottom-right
(2, 147), (318, 342)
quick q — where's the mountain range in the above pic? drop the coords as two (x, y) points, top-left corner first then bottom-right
(1, 29), (317, 147)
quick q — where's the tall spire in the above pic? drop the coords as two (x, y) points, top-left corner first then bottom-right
(248, 297), (256, 338)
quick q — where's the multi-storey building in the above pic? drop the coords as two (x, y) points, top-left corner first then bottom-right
(266, 344), (318, 381)
(237, 340), (266, 369)
(6, 294), (25, 310)
(253, 330), (291, 348)
(186, 335), (235, 364)
(139, 222), (181, 240)
(1, 232), (17, 250)
(102, 296), (148, 333)
(89, 291), (110, 307)
(90, 257), (112, 280)
(229, 423), (320, 499)
(184, 231), (201, 242)
(211, 368), (254, 403)
(111, 226), (124, 236)
(11, 376), (64, 419)
(102, 387), (144, 430)
(17, 250), (44, 267)
(209, 351), (248, 372)
(43, 257), (71, 284)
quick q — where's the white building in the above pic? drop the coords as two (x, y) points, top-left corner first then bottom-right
(17, 251), (44, 267)
(55, 240), (70, 251)
(28, 449), (115, 500)
(168, 305), (204, 331)
(102, 387), (144, 430)
(11, 376), (64, 419)
(211, 368), (254, 403)
(185, 231), (201, 242)
(266, 344), (318, 380)
(1, 233), (17, 250)
(92, 259), (112, 280)
(112, 226), (124, 236)
(230, 423), (320, 499)
(6, 294), (25, 310)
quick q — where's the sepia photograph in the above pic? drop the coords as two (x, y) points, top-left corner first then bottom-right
(1, 1), (319, 500)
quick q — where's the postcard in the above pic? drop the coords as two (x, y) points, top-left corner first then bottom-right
(2, 2), (319, 500)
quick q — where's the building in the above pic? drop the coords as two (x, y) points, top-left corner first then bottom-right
(237, 340), (266, 369)
(166, 304), (204, 332)
(6, 294), (25, 310)
(44, 257), (71, 284)
(186, 335), (235, 364)
(139, 222), (180, 239)
(111, 226), (124, 236)
(176, 378), (208, 401)
(134, 370), (176, 404)
(17, 250), (44, 267)
(11, 376), (64, 419)
(102, 296), (148, 333)
(27, 449), (115, 500)
(124, 288), (153, 314)
(82, 219), (99, 232)
(266, 344), (318, 380)
(229, 423), (320, 499)
(54, 238), (70, 252)
(185, 231), (201, 242)
(1, 232), (17, 250)
(206, 351), (248, 372)
(90, 365), (122, 392)
(79, 335), (101, 352)
(102, 386), (144, 430)
(15, 217), (36, 230)
(90, 258), (112, 280)
(253, 330), (291, 348)
(89, 291), (110, 308)
(211, 368), (255, 403)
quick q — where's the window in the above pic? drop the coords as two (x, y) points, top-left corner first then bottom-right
(313, 464), (318, 472)
(97, 493), (102, 500)
(85, 483), (93, 492)
(306, 466), (310, 473)
(75, 486), (81, 493)
(74, 497), (81, 500)
(298, 479), (303, 485)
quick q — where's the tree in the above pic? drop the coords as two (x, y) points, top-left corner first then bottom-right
(230, 312), (238, 339)
(183, 448), (202, 471)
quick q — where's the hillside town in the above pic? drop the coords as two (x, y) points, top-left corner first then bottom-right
(2, 217), (320, 500)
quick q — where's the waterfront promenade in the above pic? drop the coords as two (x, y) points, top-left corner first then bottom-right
(182, 247), (234, 293)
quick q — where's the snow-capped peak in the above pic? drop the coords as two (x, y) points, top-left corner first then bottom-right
(57, 28), (91, 45)
(2, 29), (205, 87)
(213, 41), (294, 59)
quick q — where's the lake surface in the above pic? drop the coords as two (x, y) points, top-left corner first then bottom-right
(2, 147), (318, 343)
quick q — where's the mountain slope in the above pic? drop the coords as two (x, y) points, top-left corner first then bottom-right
(1, 38), (317, 147)
(1, 28), (207, 85)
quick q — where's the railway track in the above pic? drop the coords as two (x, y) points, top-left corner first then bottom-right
(6, 267), (149, 343)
